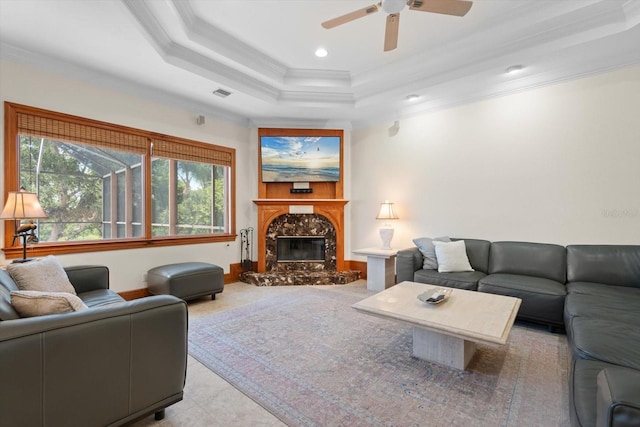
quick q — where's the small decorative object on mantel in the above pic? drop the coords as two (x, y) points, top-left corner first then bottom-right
(0, 187), (48, 263)
(290, 188), (313, 194)
(376, 200), (399, 250)
(291, 182), (313, 194)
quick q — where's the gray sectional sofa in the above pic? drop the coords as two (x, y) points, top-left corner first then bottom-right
(397, 239), (640, 427)
(564, 245), (640, 427)
(0, 265), (188, 427)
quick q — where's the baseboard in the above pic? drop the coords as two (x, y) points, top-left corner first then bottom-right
(119, 288), (150, 301)
(228, 261), (257, 283)
(346, 260), (367, 279)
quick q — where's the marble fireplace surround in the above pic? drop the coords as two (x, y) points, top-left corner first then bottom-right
(243, 199), (360, 286)
(266, 214), (335, 271)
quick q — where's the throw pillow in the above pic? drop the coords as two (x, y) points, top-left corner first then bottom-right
(6, 255), (76, 295)
(10, 290), (88, 318)
(413, 236), (451, 269)
(433, 240), (474, 273)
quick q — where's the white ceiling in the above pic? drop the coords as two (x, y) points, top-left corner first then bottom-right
(1, 0), (639, 129)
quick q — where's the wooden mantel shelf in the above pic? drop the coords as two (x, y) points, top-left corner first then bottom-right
(253, 199), (349, 205)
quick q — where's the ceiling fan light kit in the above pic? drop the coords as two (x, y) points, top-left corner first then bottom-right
(322, 0), (473, 51)
(382, 0), (407, 14)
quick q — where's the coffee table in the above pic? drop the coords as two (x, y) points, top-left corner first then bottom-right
(352, 281), (521, 370)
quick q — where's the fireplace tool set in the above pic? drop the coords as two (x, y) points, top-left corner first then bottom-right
(240, 227), (254, 271)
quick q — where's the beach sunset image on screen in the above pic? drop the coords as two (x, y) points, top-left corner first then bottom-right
(260, 136), (340, 182)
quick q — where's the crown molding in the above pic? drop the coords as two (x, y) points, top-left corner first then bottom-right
(0, 43), (249, 127)
(278, 91), (355, 107)
(623, 0), (640, 27)
(122, 0), (280, 102)
(172, 0), (287, 82)
(284, 69), (352, 87)
(249, 117), (353, 130)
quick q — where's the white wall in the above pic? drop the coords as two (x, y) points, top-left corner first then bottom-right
(0, 60), (255, 292)
(350, 65), (640, 256)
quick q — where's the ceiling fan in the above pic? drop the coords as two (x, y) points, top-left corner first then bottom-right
(321, 0), (473, 52)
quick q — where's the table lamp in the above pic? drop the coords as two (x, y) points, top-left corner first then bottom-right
(0, 187), (48, 263)
(376, 200), (398, 250)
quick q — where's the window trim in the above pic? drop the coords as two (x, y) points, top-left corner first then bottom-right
(3, 102), (236, 259)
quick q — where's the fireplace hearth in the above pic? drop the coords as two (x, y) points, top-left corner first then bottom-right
(240, 269), (361, 287)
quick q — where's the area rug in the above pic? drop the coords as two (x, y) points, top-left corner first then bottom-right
(189, 288), (570, 426)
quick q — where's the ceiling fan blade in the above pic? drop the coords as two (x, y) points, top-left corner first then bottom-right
(321, 3), (381, 29)
(384, 13), (400, 52)
(409, 0), (473, 17)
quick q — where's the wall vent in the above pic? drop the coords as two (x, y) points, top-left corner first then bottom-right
(212, 88), (232, 98)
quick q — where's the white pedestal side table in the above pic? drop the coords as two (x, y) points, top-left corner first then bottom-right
(353, 247), (398, 292)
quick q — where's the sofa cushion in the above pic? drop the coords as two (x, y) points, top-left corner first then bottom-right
(567, 245), (640, 288)
(78, 289), (125, 308)
(478, 273), (566, 326)
(567, 281), (640, 299)
(413, 236), (450, 269)
(7, 256), (76, 295)
(10, 290), (88, 317)
(488, 241), (566, 283)
(433, 240), (474, 272)
(569, 317), (640, 370)
(413, 269), (485, 290)
(452, 238), (491, 274)
(565, 293), (640, 326)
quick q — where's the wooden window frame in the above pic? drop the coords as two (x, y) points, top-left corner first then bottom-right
(3, 102), (236, 259)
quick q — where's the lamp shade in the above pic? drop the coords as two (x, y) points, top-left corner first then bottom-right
(376, 200), (399, 221)
(0, 187), (48, 220)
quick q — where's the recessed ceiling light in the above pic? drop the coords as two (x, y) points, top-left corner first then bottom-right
(315, 48), (328, 58)
(406, 94), (420, 102)
(505, 65), (524, 74)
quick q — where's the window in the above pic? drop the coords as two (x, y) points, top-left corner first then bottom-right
(151, 159), (229, 236)
(3, 102), (236, 259)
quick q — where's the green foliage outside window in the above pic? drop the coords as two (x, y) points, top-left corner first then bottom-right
(19, 136), (228, 242)
(20, 136), (106, 242)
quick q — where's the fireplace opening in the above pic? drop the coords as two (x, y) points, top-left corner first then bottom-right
(277, 236), (325, 262)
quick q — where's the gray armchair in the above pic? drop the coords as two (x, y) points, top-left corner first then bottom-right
(0, 265), (188, 427)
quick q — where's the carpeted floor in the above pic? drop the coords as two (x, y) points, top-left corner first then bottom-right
(189, 287), (570, 427)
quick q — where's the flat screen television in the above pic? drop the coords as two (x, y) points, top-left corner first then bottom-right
(260, 135), (341, 183)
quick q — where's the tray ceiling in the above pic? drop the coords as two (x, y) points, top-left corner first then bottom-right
(1, 0), (639, 129)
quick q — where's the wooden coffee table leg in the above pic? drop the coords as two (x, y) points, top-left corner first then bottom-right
(412, 327), (477, 370)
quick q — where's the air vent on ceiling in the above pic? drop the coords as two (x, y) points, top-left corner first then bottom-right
(212, 88), (232, 98)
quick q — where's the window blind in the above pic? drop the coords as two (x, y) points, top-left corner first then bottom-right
(151, 137), (233, 167)
(16, 112), (147, 154)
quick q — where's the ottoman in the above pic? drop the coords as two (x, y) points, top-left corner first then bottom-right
(147, 262), (224, 301)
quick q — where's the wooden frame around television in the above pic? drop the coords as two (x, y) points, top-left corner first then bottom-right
(257, 128), (344, 200)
